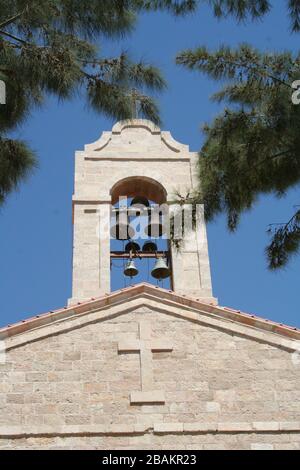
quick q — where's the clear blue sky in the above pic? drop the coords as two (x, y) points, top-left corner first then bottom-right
(0, 1), (299, 328)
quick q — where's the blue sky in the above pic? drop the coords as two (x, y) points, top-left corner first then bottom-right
(0, 1), (299, 328)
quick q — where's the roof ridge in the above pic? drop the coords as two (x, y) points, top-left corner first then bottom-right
(1, 283), (299, 341)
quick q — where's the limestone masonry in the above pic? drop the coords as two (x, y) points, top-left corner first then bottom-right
(70, 119), (214, 304)
(0, 121), (299, 450)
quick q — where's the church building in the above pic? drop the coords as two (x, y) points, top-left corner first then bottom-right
(0, 120), (299, 450)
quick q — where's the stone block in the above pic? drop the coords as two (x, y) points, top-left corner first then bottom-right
(6, 394), (24, 404)
(154, 423), (184, 433)
(183, 423), (217, 433)
(251, 444), (274, 451)
(130, 391), (165, 405)
(253, 422), (280, 431)
(206, 402), (221, 413)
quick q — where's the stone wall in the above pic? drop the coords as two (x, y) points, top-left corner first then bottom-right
(0, 306), (299, 449)
(1, 433), (299, 451)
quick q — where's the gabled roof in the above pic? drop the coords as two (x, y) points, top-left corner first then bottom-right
(1, 283), (299, 351)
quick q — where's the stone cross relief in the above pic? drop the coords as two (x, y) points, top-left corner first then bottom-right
(118, 320), (173, 405)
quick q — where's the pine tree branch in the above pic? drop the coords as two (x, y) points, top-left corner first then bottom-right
(0, 29), (29, 45)
(0, 5), (29, 29)
(268, 208), (300, 228)
(176, 150), (293, 208)
(243, 149), (293, 174)
(177, 48), (293, 88)
(266, 206), (300, 269)
(225, 58), (292, 88)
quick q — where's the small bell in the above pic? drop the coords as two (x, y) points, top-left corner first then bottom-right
(142, 241), (158, 253)
(151, 258), (170, 280)
(124, 260), (139, 277)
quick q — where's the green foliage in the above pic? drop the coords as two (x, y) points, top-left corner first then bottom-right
(140, 0), (197, 15)
(206, 0), (300, 32)
(0, 137), (37, 204)
(2, 0), (300, 266)
(176, 44), (300, 269)
(208, 0), (271, 21)
(288, 0), (300, 31)
(267, 210), (300, 269)
(1, 1), (194, 204)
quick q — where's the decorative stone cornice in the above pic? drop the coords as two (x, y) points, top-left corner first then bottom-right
(82, 119), (190, 156)
(112, 119), (161, 135)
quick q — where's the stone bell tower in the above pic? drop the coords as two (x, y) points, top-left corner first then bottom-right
(69, 119), (216, 305)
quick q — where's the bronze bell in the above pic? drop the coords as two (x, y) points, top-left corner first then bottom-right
(151, 258), (170, 280)
(111, 222), (135, 240)
(124, 260), (139, 278)
(125, 241), (140, 253)
(130, 197), (150, 220)
(111, 206), (135, 240)
(142, 241), (158, 253)
(145, 208), (166, 238)
(145, 222), (165, 238)
(131, 196), (150, 208)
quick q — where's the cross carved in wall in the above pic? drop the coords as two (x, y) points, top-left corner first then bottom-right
(118, 320), (173, 405)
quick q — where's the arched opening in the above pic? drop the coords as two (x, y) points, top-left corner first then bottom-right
(110, 176), (167, 206)
(110, 177), (172, 292)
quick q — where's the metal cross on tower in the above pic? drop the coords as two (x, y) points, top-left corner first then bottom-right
(130, 90), (141, 119)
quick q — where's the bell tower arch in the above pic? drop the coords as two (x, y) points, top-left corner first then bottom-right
(69, 119), (216, 305)
(110, 176), (167, 205)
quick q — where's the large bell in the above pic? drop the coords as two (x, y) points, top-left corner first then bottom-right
(111, 206), (135, 240)
(130, 196), (150, 219)
(145, 222), (165, 238)
(151, 258), (170, 280)
(145, 208), (166, 238)
(124, 260), (139, 278)
(111, 223), (135, 240)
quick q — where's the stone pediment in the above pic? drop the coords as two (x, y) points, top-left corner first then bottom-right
(1, 283), (299, 353)
(1, 283), (300, 449)
(82, 119), (190, 159)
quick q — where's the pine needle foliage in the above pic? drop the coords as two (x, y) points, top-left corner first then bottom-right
(177, 44), (300, 269)
(0, 1), (195, 204)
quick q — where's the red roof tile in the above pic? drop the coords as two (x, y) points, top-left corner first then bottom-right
(0, 283), (299, 341)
